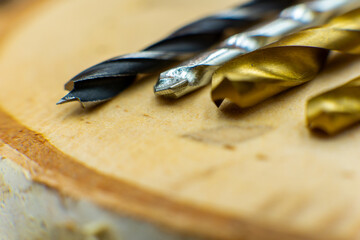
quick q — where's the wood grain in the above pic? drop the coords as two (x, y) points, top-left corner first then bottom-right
(1, 0), (360, 239)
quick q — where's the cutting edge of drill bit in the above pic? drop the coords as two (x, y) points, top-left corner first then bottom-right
(154, 64), (221, 98)
(56, 88), (113, 108)
(56, 95), (77, 105)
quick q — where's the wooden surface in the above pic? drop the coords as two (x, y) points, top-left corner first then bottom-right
(0, 0), (42, 37)
(1, 0), (360, 239)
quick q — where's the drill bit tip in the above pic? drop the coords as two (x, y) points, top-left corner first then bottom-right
(154, 79), (189, 98)
(155, 65), (217, 98)
(56, 95), (78, 105)
(154, 69), (190, 98)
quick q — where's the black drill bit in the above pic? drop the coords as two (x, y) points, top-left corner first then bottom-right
(57, 0), (295, 107)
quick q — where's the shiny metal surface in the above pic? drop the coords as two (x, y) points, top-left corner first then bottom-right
(154, 0), (360, 98)
(307, 76), (360, 135)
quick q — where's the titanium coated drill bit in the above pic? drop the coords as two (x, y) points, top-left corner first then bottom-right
(154, 0), (360, 98)
(57, 0), (295, 107)
(211, 5), (360, 109)
(307, 76), (360, 135)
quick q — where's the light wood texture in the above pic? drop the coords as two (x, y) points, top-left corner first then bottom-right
(1, 0), (360, 239)
(0, 0), (43, 41)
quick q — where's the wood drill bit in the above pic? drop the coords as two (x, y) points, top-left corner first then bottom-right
(211, 4), (360, 108)
(154, 0), (358, 98)
(57, 0), (295, 107)
(307, 76), (360, 135)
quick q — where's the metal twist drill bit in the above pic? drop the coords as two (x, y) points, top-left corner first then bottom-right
(211, 5), (360, 108)
(154, 0), (360, 99)
(307, 76), (360, 135)
(57, 0), (295, 107)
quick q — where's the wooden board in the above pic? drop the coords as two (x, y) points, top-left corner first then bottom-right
(1, 0), (360, 239)
(0, 0), (42, 36)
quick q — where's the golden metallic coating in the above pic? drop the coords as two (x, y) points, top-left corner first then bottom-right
(306, 76), (360, 135)
(211, 8), (360, 108)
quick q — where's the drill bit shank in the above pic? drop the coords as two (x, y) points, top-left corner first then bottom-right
(58, 0), (293, 107)
(154, 0), (360, 98)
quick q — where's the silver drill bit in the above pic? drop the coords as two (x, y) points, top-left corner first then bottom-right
(57, 0), (296, 107)
(154, 0), (360, 98)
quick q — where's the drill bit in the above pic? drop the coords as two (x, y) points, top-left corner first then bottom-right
(307, 76), (360, 135)
(57, 0), (295, 107)
(211, 5), (360, 108)
(154, 0), (360, 99)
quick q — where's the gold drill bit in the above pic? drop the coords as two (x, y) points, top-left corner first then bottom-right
(307, 76), (360, 135)
(211, 7), (360, 108)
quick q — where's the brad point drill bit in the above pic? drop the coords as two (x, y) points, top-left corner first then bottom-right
(212, 5), (360, 108)
(154, 0), (358, 98)
(307, 76), (360, 135)
(58, 0), (294, 107)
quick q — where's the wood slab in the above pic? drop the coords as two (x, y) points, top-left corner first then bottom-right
(1, 0), (360, 239)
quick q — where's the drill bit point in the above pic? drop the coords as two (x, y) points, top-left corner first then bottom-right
(154, 79), (189, 98)
(56, 94), (78, 105)
(155, 65), (216, 98)
(153, 82), (176, 97)
(154, 70), (190, 98)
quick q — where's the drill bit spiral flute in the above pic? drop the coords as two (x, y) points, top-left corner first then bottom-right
(307, 76), (360, 135)
(58, 0), (293, 106)
(154, 0), (360, 98)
